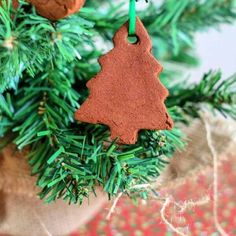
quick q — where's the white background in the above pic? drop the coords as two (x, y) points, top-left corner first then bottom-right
(190, 23), (236, 81)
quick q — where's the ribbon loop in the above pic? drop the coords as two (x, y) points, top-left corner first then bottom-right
(129, 0), (136, 36)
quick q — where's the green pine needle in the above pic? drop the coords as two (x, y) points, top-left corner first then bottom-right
(0, 0), (236, 204)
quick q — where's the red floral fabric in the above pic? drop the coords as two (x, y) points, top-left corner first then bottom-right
(72, 156), (236, 236)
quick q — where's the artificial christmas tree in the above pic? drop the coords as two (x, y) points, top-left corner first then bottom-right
(1, 0), (236, 234)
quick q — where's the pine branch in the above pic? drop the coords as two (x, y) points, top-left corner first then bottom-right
(167, 71), (236, 120)
(1, 0), (236, 92)
(86, 0), (236, 62)
(0, 0), (236, 204)
(35, 128), (183, 204)
(0, 67), (185, 203)
(0, 55), (185, 204)
(0, 1), (94, 92)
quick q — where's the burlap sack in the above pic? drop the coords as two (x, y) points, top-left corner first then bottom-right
(157, 117), (236, 188)
(0, 116), (235, 236)
(0, 145), (107, 236)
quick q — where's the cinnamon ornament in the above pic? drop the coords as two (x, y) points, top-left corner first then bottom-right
(29, 0), (85, 20)
(0, 0), (85, 20)
(75, 17), (173, 144)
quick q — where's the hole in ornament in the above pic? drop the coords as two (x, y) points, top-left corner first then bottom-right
(127, 35), (139, 44)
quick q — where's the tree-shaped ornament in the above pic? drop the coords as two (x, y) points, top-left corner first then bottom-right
(75, 18), (173, 144)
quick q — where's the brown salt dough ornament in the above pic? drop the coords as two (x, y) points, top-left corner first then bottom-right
(75, 17), (173, 144)
(28, 0), (85, 20)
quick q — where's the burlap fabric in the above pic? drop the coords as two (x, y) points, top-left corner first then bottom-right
(0, 116), (235, 236)
(157, 117), (236, 189)
(0, 146), (107, 236)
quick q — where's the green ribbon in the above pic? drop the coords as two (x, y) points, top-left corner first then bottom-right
(129, 0), (136, 36)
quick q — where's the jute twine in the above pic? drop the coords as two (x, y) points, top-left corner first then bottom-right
(107, 115), (236, 236)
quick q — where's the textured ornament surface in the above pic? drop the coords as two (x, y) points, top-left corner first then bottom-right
(1, 0), (85, 20)
(29, 0), (85, 20)
(75, 17), (173, 144)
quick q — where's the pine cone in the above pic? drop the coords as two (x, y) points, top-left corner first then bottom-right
(29, 0), (86, 20)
